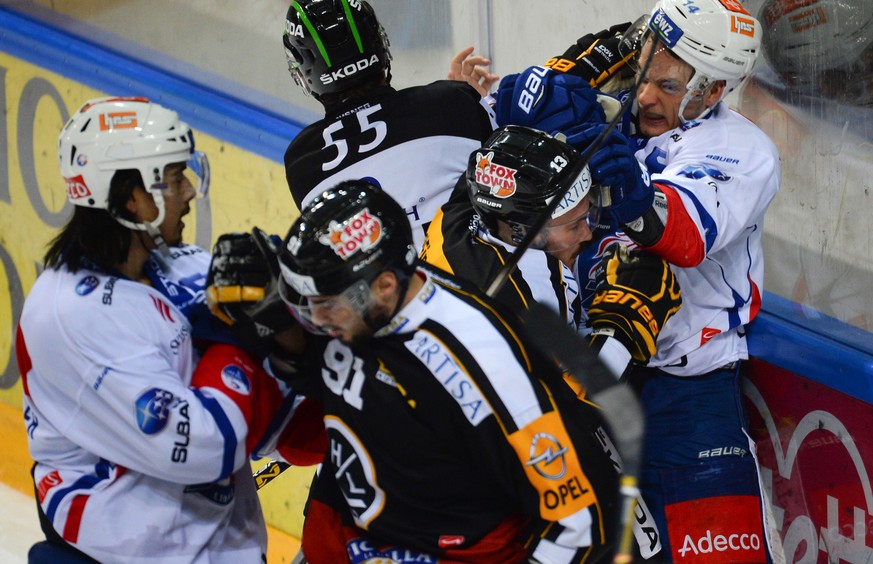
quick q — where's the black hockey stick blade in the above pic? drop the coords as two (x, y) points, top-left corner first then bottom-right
(253, 459), (292, 490)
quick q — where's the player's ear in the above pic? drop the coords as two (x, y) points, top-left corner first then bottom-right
(371, 271), (398, 301)
(705, 80), (726, 108)
(126, 186), (155, 221)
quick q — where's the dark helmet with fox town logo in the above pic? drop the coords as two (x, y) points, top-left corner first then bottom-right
(466, 125), (595, 244)
(278, 179), (415, 300)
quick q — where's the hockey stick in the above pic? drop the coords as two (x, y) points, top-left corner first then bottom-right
(487, 42), (657, 563)
(254, 459), (291, 490)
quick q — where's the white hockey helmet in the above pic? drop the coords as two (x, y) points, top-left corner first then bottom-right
(647, 0), (762, 98)
(760, 0), (873, 89)
(57, 96), (209, 233)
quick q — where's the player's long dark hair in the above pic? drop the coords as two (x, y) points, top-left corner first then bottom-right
(44, 169), (142, 273)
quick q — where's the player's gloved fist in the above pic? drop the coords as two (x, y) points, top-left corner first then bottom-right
(545, 22), (636, 88)
(567, 124), (654, 225)
(207, 231), (272, 325)
(494, 66), (606, 133)
(206, 228), (296, 342)
(588, 244), (681, 363)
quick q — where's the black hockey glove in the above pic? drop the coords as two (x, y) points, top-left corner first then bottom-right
(206, 228), (297, 345)
(588, 244), (681, 363)
(545, 22), (637, 88)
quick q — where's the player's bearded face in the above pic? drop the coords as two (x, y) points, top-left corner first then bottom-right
(307, 282), (379, 345)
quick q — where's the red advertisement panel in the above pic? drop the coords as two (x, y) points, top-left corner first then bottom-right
(744, 359), (873, 562)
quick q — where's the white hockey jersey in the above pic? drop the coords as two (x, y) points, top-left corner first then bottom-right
(16, 247), (279, 563)
(633, 101), (781, 375)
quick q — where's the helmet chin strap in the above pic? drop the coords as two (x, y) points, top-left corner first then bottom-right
(113, 195), (170, 257)
(145, 223), (171, 257)
(678, 74), (719, 125)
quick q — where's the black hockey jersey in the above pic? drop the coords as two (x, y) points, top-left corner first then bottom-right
(293, 266), (619, 562)
(284, 81), (498, 250)
(421, 190), (583, 330)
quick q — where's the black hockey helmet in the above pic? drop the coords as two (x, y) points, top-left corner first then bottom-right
(278, 179), (416, 300)
(466, 125), (596, 244)
(283, 0), (392, 97)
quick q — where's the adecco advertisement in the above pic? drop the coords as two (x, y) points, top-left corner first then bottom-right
(0, 49), (313, 544)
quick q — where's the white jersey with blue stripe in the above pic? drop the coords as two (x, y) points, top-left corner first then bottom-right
(634, 101), (780, 375)
(17, 248), (267, 563)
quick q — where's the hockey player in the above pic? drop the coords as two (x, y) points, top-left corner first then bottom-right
(423, 125), (680, 372)
(17, 97), (293, 563)
(548, 0), (780, 559)
(458, 0), (780, 558)
(422, 125), (680, 559)
(271, 179), (629, 562)
(281, 0), (498, 251)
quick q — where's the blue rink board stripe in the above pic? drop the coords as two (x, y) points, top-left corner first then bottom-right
(750, 292), (873, 403)
(0, 6), (304, 163)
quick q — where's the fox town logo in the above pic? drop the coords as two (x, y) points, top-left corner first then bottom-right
(474, 151), (518, 198)
(321, 208), (383, 259)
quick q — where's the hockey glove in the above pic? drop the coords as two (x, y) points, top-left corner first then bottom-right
(545, 22), (638, 89)
(567, 124), (654, 225)
(588, 244), (681, 363)
(494, 66), (606, 133)
(206, 228), (297, 344)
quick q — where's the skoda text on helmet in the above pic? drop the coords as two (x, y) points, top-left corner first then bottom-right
(760, 0), (873, 96)
(278, 179), (416, 330)
(283, 0), (392, 98)
(646, 0), (762, 120)
(467, 125), (595, 246)
(57, 96), (209, 241)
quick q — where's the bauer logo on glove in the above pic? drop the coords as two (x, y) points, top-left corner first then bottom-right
(588, 244), (681, 363)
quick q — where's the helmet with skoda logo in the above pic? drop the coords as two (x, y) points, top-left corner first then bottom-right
(279, 179), (415, 301)
(283, 0), (392, 98)
(466, 125), (595, 245)
(647, 0), (762, 103)
(57, 96), (209, 234)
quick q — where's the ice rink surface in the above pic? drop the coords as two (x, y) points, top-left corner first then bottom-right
(0, 482), (42, 563)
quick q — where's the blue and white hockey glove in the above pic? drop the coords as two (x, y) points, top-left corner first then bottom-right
(494, 66), (606, 133)
(567, 124), (654, 226)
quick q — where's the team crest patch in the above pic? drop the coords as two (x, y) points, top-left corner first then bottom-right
(474, 151), (518, 198)
(135, 388), (174, 434)
(75, 275), (100, 296)
(321, 208), (383, 259)
(221, 364), (251, 395)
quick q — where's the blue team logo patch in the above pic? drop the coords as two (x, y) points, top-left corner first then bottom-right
(135, 388), (175, 434)
(75, 275), (100, 296)
(221, 364), (251, 395)
(649, 8), (683, 47)
(677, 165), (732, 182)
